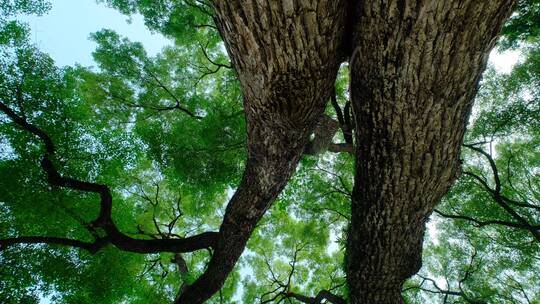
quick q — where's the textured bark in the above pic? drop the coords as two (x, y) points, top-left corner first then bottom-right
(304, 115), (345, 155)
(177, 1), (349, 303)
(347, 1), (517, 303)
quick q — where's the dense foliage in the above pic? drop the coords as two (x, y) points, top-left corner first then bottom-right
(0, 0), (539, 303)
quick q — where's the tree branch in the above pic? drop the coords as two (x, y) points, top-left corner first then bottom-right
(259, 244), (346, 304)
(329, 88), (353, 146)
(462, 144), (540, 242)
(141, 66), (203, 119)
(199, 41), (233, 70)
(0, 100), (218, 254)
(434, 209), (540, 230)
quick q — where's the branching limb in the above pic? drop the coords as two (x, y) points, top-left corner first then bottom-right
(434, 210), (540, 230)
(457, 144), (540, 242)
(141, 65), (203, 119)
(405, 242), (486, 304)
(102, 55), (202, 119)
(0, 100), (217, 254)
(409, 275), (487, 304)
(329, 88), (353, 145)
(199, 41), (232, 70)
(259, 244), (346, 304)
(314, 165), (352, 197)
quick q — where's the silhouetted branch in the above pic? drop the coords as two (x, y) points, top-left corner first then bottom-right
(259, 243), (346, 304)
(460, 144), (540, 242)
(329, 87), (353, 145)
(434, 210), (540, 230)
(0, 100), (218, 254)
(199, 41), (232, 70)
(142, 66), (203, 119)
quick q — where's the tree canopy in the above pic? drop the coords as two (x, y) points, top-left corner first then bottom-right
(0, 0), (539, 303)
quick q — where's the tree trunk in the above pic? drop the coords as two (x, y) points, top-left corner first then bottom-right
(347, 1), (516, 303)
(177, 1), (349, 303)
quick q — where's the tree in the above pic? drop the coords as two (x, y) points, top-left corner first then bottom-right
(1, 0), (537, 303)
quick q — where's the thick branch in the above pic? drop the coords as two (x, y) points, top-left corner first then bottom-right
(0, 101), (55, 154)
(0, 100), (217, 255)
(176, 1), (349, 302)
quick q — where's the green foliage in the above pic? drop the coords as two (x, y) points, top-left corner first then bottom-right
(0, 0), (51, 45)
(501, 0), (540, 48)
(0, 6), (243, 302)
(96, 0), (220, 46)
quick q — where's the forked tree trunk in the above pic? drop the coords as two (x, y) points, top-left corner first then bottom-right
(178, 1), (517, 303)
(347, 1), (516, 303)
(177, 1), (349, 303)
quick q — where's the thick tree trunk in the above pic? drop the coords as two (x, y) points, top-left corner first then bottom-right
(347, 1), (516, 303)
(177, 1), (349, 303)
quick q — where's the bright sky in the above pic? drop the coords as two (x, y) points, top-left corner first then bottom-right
(22, 0), (171, 67)
(490, 48), (521, 73)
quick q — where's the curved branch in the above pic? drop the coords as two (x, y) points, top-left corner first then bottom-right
(464, 144), (501, 193)
(412, 275), (487, 304)
(259, 244), (346, 304)
(199, 41), (233, 70)
(329, 88), (354, 146)
(330, 87), (345, 127)
(0, 232), (218, 254)
(434, 209), (540, 230)
(0, 100), (218, 255)
(462, 146), (540, 242)
(142, 66), (203, 119)
(0, 101), (55, 154)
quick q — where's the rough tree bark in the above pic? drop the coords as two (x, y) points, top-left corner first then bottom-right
(177, 1), (349, 303)
(347, 1), (516, 303)
(175, 1), (518, 303)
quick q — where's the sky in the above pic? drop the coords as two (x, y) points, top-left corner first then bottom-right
(22, 0), (171, 67)
(15, 1), (522, 303)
